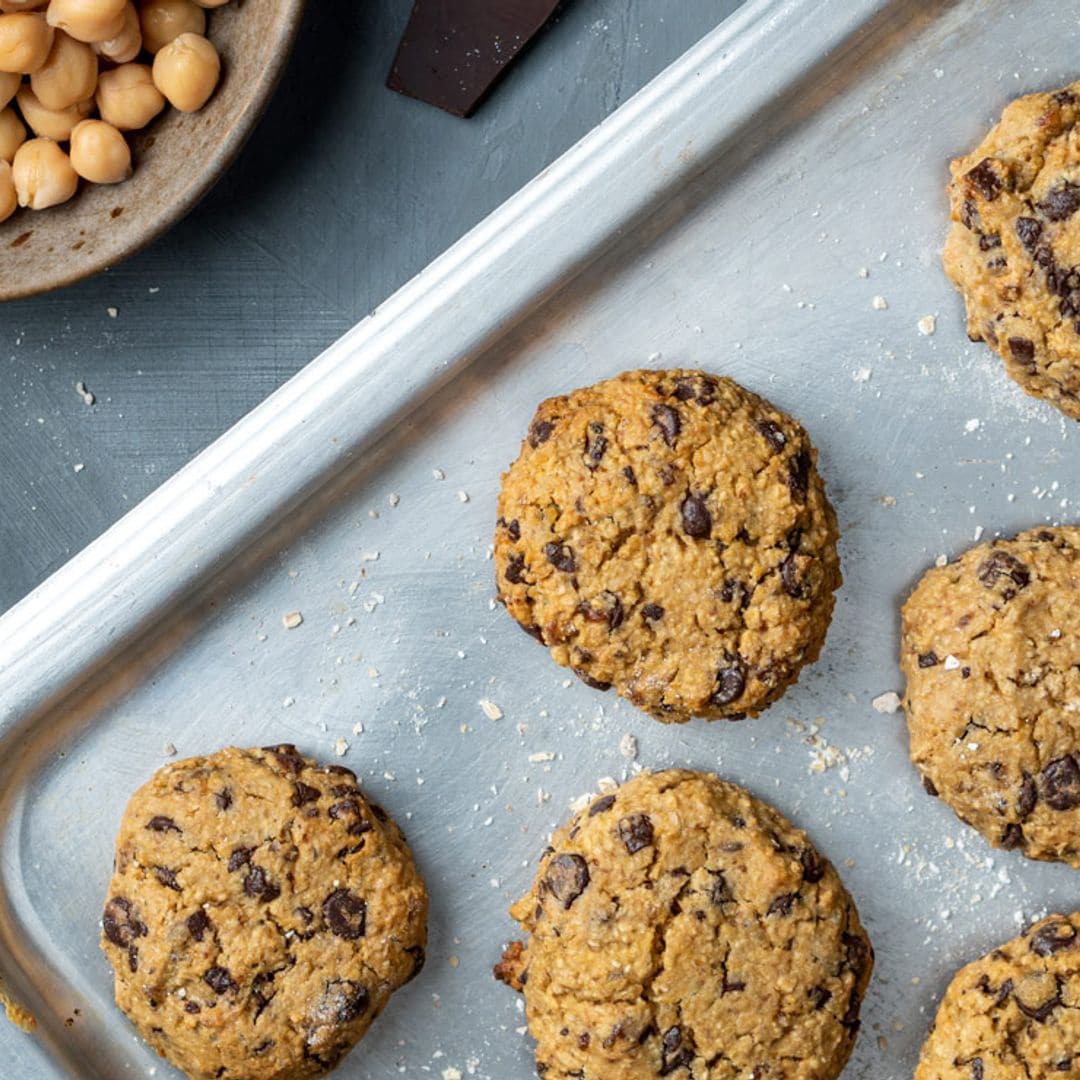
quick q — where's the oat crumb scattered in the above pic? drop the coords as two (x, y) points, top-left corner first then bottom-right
(479, 699), (503, 721)
(106, 307), (118, 318)
(282, 611), (303, 630)
(871, 691), (902, 715)
(75, 381), (95, 406)
(432, 468), (445, 481)
(872, 295), (888, 310)
(334, 737), (349, 757)
(917, 314), (936, 336)
(163, 742), (177, 757)
(619, 733), (639, 760)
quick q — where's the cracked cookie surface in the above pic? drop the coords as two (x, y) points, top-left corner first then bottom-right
(495, 769), (873, 1079)
(915, 913), (1080, 1079)
(494, 370), (840, 723)
(902, 527), (1080, 866)
(101, 745), (428, 1079)
(944, 81), (1080, 419)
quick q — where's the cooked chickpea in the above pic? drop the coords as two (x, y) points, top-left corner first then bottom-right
(45, 0), (125, 44)
(0, 69), (18, 107)
(95, 61), (162, 129)
(138, 0), (202, 54)
(16, 82), (91, 138)
(0, 158), (15, 221)
(0, 102), (24, 159)
(30, 29), (95, 109)
(151, 30), (216, 112)
(0, 12), (52, 72)
(93, 0), (138, 61)
(68, 117), (128, 182)
(12, 135), (77, 208)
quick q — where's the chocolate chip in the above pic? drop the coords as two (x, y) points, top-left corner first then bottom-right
(545, 853), (590, 908)
(310, 978), (369, 1027)
(405, 944), (426, 981)
(979, 233), (1002, 251)
(296, 906), (314, 925)
(710, 662), (745, 707)
(588, 795), (616, 817)
(622, 465), (637, 486)
(756, 419), (786, 452)
(779, 552), (803, 599)
(228, 847), (253, 872)
(800, 848), (825, 884)
(617, 812), (654, 855)
(1014, 980), (1062, 1023)
(1000, 823), (1024, 850)
(1039, 180), (1080, 221)
(966, 157), (1004, 200)
(323, 888), (367, 939)
(292, 781), (321, 807)
(146, 816), (181, 833)
(642, 603), (664, 623)
(652, 404), (681, 447)
(501, 517), (521, 541)
(528, 419), (554, 447)
(680, 494), (711, 538)
(1008, 336), (1036, 367)
(505, 553), (528, 584)
(1018, 772), (1037, 819)
(102, 897), (147, 948)
(808, 985), (832, 1010)
(243, 865), (281, 903)
(708, 870), (731, 905)
(672, 375), (718, 404)
(768, 893), (797, 916)
(252, 971), (276, 1019)
(1016, 216), (1043, 253)
(787, 449), (811, 502)
(203, 966), (237, 995)
(186, 910), (211, 942)
(922, 775), (939, 797)
(1041, 755), (1080, 810)
(584, 423), (608, 469)
(976, 550), (1031, 596)
(214, 789), (233, 811)
(660, 1025), (695, 1076)
(184, 1002), (200, 1014)
(263, 744), (305, 774)
(328, 799), (373, 837)
(918, 651), (939, 668)
(843, 931), (871, 976)
(153, 866), (181, 892)
(573, 667), (612, 691)
(1030, 920), (1077, 956)
(969, 1058), (984, 1080)
(544, 542), (575, 573)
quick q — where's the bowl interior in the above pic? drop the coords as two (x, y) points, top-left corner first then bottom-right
(0, 0), (306, 302)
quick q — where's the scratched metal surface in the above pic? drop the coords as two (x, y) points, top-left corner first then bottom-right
(3, 0), (1080, 1078)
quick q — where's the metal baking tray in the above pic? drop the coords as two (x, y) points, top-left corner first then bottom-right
(3, 0), (1080, 1076)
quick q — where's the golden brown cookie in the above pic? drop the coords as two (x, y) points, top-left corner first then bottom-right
(495, 769), (873, 1079)
(915, 913), (1080, 1079)
(944, 81), (1080, 419)
(100, 745), (428, 1080)
(494, 370), (840, 723)
(902, 527), (1080, 866)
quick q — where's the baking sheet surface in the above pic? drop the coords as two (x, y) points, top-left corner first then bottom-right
(4, 1), (1080, 1076)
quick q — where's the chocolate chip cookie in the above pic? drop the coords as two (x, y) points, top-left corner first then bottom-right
(495, 370), (841, 723)
(915, 913), (1080, 1079)
(101, 745), (428, 1079)
(902, 527), (1080, 865)
(495, 769), (873, 1079)
(944, 82), (1080, 419)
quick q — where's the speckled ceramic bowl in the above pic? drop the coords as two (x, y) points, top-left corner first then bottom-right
(0, 0), (306, 302)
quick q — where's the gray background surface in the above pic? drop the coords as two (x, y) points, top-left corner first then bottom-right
(0, 0), (742, 614)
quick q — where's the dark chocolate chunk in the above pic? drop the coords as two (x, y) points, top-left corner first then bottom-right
(768, 893), (797, 916)
(976, 550), (1031, 595)
(680, 494), (711, 538)
(652, 404), (681, 447)
(214, 788), (233, 811)
(1016, 216), (1043, 253)
(1029, 919), (1077, 957)
(203, 966), (237, 995)
(545, 854), (589, 909)
(292, 781), (321, 807)
(922, 775), (939, 797)
(588, 795), (616, 817)
(780, 552), (803, 598)
(323, 888), (367, 939)
(263, 744), (305, 774)
(313, 979), (369, 1026)
(642, 603), (664, 623)
(1014, 981), (1061, 1023)
(756, 419), (787, 452)
(710, 662), (745, 707)
(228, 847), (253, 872)
(660, 1025), (695, 1076)
(405, 944), (426, 981)
(505, 553), (528, 584)
(800, 848), (825, 884)
(918, 651), (939, 668)
(1000, 823), (1024, 850)
(146, 816), (181, 833)
(544, 542), (576, 573)
(102, 897), (147, 948)
(1018, 772), (1037, 819)
(1041, 755), (1080, 810)
(966, 158), (1004, 200)
(1008, 336), (1036, 366)
(243, 865), (281, 903)
(387, 0), (562, 118)
(153, 865), (181, 892)
(617, 812), (654, 855)
(186, 910), (211, 942)
(787, 449), (811, 502)
(585, 423), (608, 469)
(1039, 180), (1080, 221)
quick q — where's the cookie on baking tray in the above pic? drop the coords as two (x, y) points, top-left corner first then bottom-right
(495, 769), (873, 1079)
(100, 744), (427, 1079)
(944, 80), (1080, 419)
(902, 527), (1080, 866)
(495, 369), (841, 723)
(915, 913), (1080, 1079)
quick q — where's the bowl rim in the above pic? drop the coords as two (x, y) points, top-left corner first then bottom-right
(1, 0), (308, 304)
